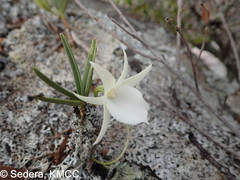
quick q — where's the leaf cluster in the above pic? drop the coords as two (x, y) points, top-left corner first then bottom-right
(33, 34), (97, 107)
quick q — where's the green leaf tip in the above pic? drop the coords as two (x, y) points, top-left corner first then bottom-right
(83, 38), (97, 96)
(60, 33), (83, 95)
(32, 66), (78, 100)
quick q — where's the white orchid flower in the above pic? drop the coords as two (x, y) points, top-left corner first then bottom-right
(74, 49), (152, 145)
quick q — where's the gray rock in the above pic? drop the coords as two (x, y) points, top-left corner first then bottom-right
(0, 15), (8, 36)
(1, 1), (239, 180)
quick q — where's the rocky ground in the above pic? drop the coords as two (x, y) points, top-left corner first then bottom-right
(0, 0), (240, 179)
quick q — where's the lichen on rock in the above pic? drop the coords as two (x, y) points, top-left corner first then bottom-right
(0, 0), (239, 179)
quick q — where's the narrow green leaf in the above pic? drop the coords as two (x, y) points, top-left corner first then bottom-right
(36, 96), (84, 106)
(60, 33), (83, 95)
(58, 0), (69, 14)
(34, 0), (51, 12)
(32, 66), (78, 100)
(83, 39), (97, 96)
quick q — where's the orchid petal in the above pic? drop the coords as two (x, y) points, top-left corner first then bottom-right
(116, 49), (128, 85)
(93, 104), (111, 145)
(90, 62), (115, 92)
(106, 86), (149, 125)
(121, 64), (152, 87)
(74, 93), (105, 105)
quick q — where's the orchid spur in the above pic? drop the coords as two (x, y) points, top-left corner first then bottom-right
(74, 49), (152, 145)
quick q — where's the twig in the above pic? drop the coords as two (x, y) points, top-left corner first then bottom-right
(71, 31), (90, 52)
(110, 18), (154, 55)
(71, 31), (101, 65)
(159, 55), (240, 138)
(219, 13), (240, 81)
(74, 0), (240, 138)
(146, 89), (240, 157)
(195, 27), (209, 65)
(45, 128), (72, 140)
(108, 0), (136, 34)
(175, 0), (183, 116)
(64, 28), (75, 47)
(40, 14), (59, 33)
(60, 15), (75, 47)
(195, 3), (210, 66)
(176, 0), (184, 73)
(108, 0), (159, 58)
(45, 41), (62, 58)
(166, 17), (200, 95)
(189, 133), (237, 180)
(39, 11), (74, 46)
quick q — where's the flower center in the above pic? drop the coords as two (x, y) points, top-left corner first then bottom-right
(107, 89), (116, 98)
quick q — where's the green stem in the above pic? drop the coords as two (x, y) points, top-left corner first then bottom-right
(91, 125), (130, 166)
